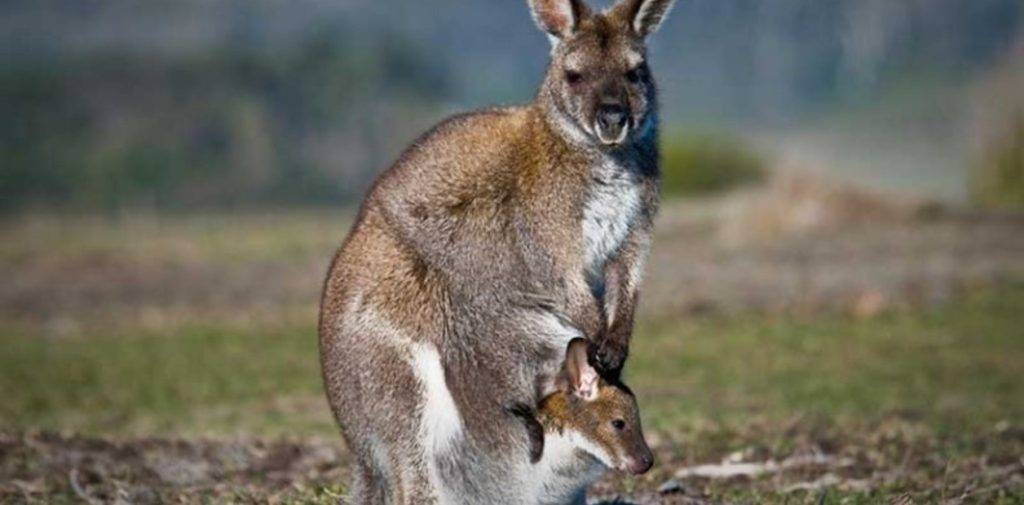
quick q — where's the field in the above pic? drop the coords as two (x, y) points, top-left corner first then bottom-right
(2, 187), (1024, 503)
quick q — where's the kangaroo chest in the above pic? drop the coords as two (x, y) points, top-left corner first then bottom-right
(581, 157), (643, 275)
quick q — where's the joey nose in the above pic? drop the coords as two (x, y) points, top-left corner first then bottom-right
(627, 452), (654, 475)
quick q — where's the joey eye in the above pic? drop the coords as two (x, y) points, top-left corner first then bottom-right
(625, 68), (641, 83)
(565, 70), (583, 84)
(611, 419), (626, 430)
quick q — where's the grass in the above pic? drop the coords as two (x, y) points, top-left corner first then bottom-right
(3, 288), (1022, 441)
(632, 286), (1024, 436)
(0, 210), (352, 265)
(0, 323), (333, 437)
(972, 113), (1024, 210)
(2, 208), (1022, 501)
(1, 295), (1022, 503)
(659, 133), (765, 197)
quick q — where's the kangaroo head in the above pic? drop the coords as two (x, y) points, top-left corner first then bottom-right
(542, 338), (654, 474)
(529, 0), (676, 148)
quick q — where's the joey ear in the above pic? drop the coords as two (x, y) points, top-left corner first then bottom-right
(528, 0), (592, 41)
(610, 0), (677, 38)
(562, 338), (599, 401)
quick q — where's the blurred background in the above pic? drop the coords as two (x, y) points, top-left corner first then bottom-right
(2, 1), (1023, 503)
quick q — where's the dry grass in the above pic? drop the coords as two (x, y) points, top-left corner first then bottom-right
(2, 198), (1024, 503)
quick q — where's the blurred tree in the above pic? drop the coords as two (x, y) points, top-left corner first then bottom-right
(1, 0), (1021, 212)
(0, 17), (451, 212)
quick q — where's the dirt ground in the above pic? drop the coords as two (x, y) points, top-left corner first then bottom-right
(4, 419), (1023, 504)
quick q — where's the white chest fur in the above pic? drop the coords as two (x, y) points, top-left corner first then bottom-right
(525, 429), (609, 505)
(582, 157), (642, 276)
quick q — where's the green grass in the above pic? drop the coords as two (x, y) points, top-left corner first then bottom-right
(2, 288), (1022, 441)
(631, 286), (1024, 436)
(972, 112), (1024, 210)
(2, 288), (1023, 502)
(0, 210), (352, 265)
(0, 323), (334, 436)
(660, 134), (765, 197)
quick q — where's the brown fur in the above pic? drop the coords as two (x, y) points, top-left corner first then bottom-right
(318, 1), (675, 502)
(537, 385), (651, 472)
(535, 338), (652, 474)
(540, 335), (651, 475)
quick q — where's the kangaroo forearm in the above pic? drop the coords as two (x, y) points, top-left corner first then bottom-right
(601, 258), (639, 343)
(592, 224), (652, 372)
(593, 263), (638, 365)
(604, 290), (637, 346)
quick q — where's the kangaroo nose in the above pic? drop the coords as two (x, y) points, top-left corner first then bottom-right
(595, 104), (630, 145)
(597, 104), (628, 131)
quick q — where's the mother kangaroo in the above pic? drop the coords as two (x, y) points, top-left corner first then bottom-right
(319, 0), (674, 502)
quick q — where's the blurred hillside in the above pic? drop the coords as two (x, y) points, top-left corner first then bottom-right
(2, 0), (1021, 211)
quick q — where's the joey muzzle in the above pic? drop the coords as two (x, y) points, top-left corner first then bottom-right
(624, 446), (654, 475)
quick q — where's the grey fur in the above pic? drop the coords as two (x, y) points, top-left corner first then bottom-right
(318, 0), (674, 502)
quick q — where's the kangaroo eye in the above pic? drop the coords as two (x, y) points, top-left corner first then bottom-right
(612, 419), (626, 430)
(625, 68), (641, 83)
(565, 70), (583, 84)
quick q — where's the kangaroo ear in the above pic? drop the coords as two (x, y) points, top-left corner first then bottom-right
(611, 0), (677, 38)
(528, 0), (592, 40)
(561, 338), (599, 401)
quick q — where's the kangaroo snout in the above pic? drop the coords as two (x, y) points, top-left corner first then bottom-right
(595, 103), (631, 145)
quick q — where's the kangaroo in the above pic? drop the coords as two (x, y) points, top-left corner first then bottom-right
(510, 338), (654, 505)
(318, 0), (675, 503)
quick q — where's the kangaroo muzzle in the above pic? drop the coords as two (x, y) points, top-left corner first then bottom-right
(594, 104), (631, 146)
